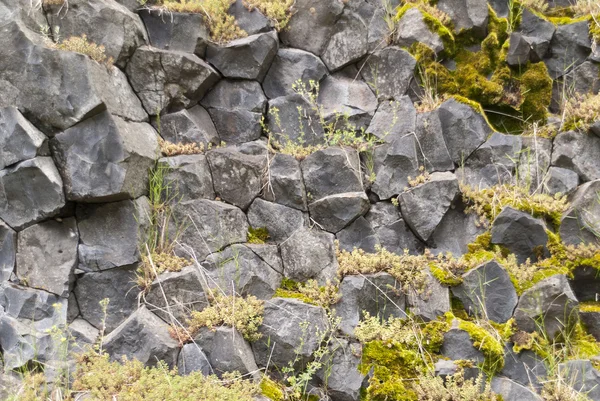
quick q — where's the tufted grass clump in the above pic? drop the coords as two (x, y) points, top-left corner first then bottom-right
(561, 93), (600, 132)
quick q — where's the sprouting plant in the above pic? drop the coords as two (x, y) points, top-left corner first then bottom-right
(415, 62), (442, 112)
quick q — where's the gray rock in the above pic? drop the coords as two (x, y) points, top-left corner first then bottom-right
(0, 20), (147, 132)
(336, 216), (379, 253)
(488, 0), (509, 17)
(415, 111), (454, 172)
(399, 172), (460, 242)
(280, 227), (338, 284)
(262, 48), (328, 99)
(552, 130), (600, 182)
(441, 319), (485, 364)
(437, 0), (488, 37)
(207, 32), (278, 81)
(252, 297), (328, 368)
(245, 243), (283, 275)
(366, 98), (417, 143)
(395, 7), (444, 54)
(76, 200), (142, 271)
(365, 6), (391, 52)
(318, 69), (378, 129)
(52, 111), (158, 202)
(322, 10), (368, 72)
(247, 198), (305, 242)
(453, 260), (518, 323)
(429, 202), (485, 256)
(491, 377), (542, 401)
(0, 314), (56, 370)
(317, 339), (365, 401)
(126, 46), (220, 115)
(438, 98), (490, 164)
(155, 106), (219, 147)
(567, 61), (600, 98)
(366, 202), (424, 254)
(570, 265), (600, 302)
(335, 273), (406, 337)
(45, 0), (147, 67)
(302, 147), (363, 201)
(202, 244), (282, 299)
(559, 180), (600, 246)
(407, 270), (450, 321)
(74, 265), (139, 333)
(201, 80), (266, 144)
(0, 0), (49, 29)
(580, 311), (600, 341)
(0, 283), (67, 331)
(359, 46), (417, 101)
(0, 157), (65, 230)
(557, 360), (600, 401)
(228, 0), (272, 35)
(544, 21), (592, 79)
(103, 306), (180, 367)
(139, 9), (209, 56)
(591, 121), (600, 137)
(309, 192), (370, 233)
(178, 343), (212, 376)
(262, 153), (307, 211)
(506, 32), (532, 67)
(67, 291), (79, 323)
(0, 221), (15, 282)
(207, 147), (266, 210)
(516, 136), (552, 193)
(434, 360), (461, 377)
(266, 94), (325, 147)
(159, 154), (215, 202)
(145, 266), (208, 324)
(16, 218), (78, 297)
(514, 275), (579, 338)
(0, 107), (46, 170)
(491, 207), (549, 263)
(370, 136), (420, 200)
(501, 344), (547, 389)
(518, 8), (556, 62)
(280, 0), (345, 56)
(542, 167), (578, 196)
(194, 326), (259, 378)
(68, 318), (100, 353)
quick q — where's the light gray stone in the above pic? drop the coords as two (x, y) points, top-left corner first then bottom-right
(228, 0), (272, 35)
(557, 360), (600, 401)
(559, 180), (600, 246)
(437, 0), (489, 37)
(155, 106), (219, 147)
(317, 339), (365, 401)
(280, 227), (338, 284)
(491, 377), (543, 401)
(336, 216), (379, 253)
(359, 46), (417, 101)
(262, 153), (307, 211)
(178, 343), (212, 376)
(266, 94), (325, 147)
(441, 319), (485, 364)
(395, 8), (444, 54)
(414, 110), (454, 172)
(552, 130), (600, 182)
(0, 283), (67, 331)
(302, 147), (363, 201)
(544, 21), (592, 79)
(247, 198), (305, 242)
(370, 136), (420, 200)
(407, 270), (450, 321)
(366, 98), (417, 143)
(0, 221), (15, 283)
(542, 167), (579, 196)
(322, 10), (368, 72)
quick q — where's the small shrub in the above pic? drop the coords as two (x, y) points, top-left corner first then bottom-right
(54, 34), (113, 65)
(407, 166), (431, 188)
(274, 279), (340, 308)
(520, 0), (549, 14)
(561, 92), (600, 132)
(136, 251), (190, 290)
(159, 138), (206, 156)
(414, 371), (499, 401)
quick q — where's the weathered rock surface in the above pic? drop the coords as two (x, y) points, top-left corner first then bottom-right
(309, 192), (370, 233)
(395, 8), (444, 54)
(336, 216), (380, 253)
(0, 107), (46, 170)
(155, 106), (219, 147)
(491, 207), (549, 264)
(1, 283), (67, 331)
(552, 130), (600, 182)
(429, 202), (485, 256)
(280, 227), (338, 284)
(371, 136), (420, 200)
(557, 360), (600, 401)
(360, 46), (417, 101)
(177, 343), (212, 376)
(365, 202), (424, 254)
(266, 94), (325, 147)
(366, 97), (417, 143)
(322, 10), (368, 72)
(160, 154), (215, 202)
(227, 0), (272, 35)
(316, 339), (365, 401)
(441, 319), (485, 364)
(302, 147), (363, 201)
(542, 166), (579, 195)
(501, 344), (547, 389)
(247, 198), (305, 242)
(544, 21), (592, 79)
(559, 180), (600, 246)
(491, 377), (543, 401)
(437, 0), (488, 37)
(0, 221), (15, 282)
(414, 111), (454, 172)
(407, 270), (450, 321)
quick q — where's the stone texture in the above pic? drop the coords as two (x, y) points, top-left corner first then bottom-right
(543, 166), (578, 196)
(0, 221), (15, 282)
(206, 32), (278, 81)
(302, 147), (363, 201)
(74, 265), (138, 333)
(155, 106), (219, 147)
(429, 202), (485, 256)
(0, 157), (65, 230)
(316, 339), (365, 401)
(178, 343), (212, 376)
(366, 202), (424, 254)
(228, 0), (272, 35)
(159, 155), (215, 202)
(247, 198), (305, 242)
(280, 227), (338, 284)
(453, 260), (518, 323)
(0, 283), (67, 331)
(262, 48), (328, 99)
(126, 46), (220, 115)
(507, 33), (532, 67)
(559, 180), (600, 246)
(16, 218), (78, 297)
(501, 344), (547, 389)
(0, 314), (57, 370)
(580, 311), (600, 341)
(441, 319), (485, 364)
(557, 360), (600, 401)
(544, 21), (592, 79)
(262, 153), (307, 211)
(517, 8), (555, 62)
(395, 8), (444, 54)
(516, 136), (552, 193)
(76, 200), (142, 272)
(68, 318), (100, 353)
(309, 192), (370, 233)
(335, 273), (406, 337)
(570, 265), (600, 303)
(103, 306), (180, 367)
(322, 10), (368, 72)
(366, 97), (417, 143)
(491, 207), (549, 264)
(336, 216), (380, 253)
(370, 136), (420, 200)
(514, 275), (579, 338)
(359, 46), (417, 101)
(414, 110), (454, 172)
(266, 94), (325, 147)
(0, 107), (46, 170)
(552, 130), (600, 182)
(437, 0), (489, 37)
(51, 111), (158, 202)
(491, 377), (543, 401)
(407, 270), (450, 321)
(207, 147), (266, 210)
(399, 172), (460, 242)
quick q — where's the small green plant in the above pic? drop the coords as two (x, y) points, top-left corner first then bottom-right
(247, 227), (270, 244)
(274, 279), (340, 308)
(413, 370), (499, 401)
(50, 34), (113, 65)
(561, 92), (600, 132)
(406, 166), (431, 188)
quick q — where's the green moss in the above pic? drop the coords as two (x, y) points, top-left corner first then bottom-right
(248, 227), (269, 244)
(260, 378), (284, 401)
(580, 301), (600, 313)
(273, 288), (315, 305)
(547, 15), (589, 26)
(421, 12), (456, 56)
(430, 263), (463, 286)
(457, 318), (505, 375)
(519, 62), (553, 124)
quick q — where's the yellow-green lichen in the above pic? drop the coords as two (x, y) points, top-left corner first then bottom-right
(260, 377), (284, 401)
(248, 227), (269, 244)
(456, 318), (505, 375)
(580, 301), (600, 313)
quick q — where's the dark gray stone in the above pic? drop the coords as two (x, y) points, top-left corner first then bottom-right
(438, 0), (488, 36)
(441, 319), (485, 364)
(407, 270), (450, 321)
(0, 283), (67, 331)
(155, 106), (219, 147)
(322, 10), (368, 72)
(247, 198), (305, 242)
(51, 111), (158, 202)
(103, 306), (180, 367)
(0, 157), (65, 230)
(491, 207), (549, 264)
(370, 136), (420, 200)
(302, 147), (363, 201)
(309, 192), (370, 233)
(506, 32), (532, 67)
(74, 265), (138, 333)
(518, 8), (555, 62)
(279, 0), (345, 56)
(45, 0), (147, 67)
(559, 180), (600, 246)
(438, 98), (490, 164)
(453, 260), (518, 323)
(262, 48), (328, 99)
(514, 275), (579, 338)
(266, 94), (325, 147)
(516, 136), (552, 193)
(399, 172), (460, 242)
(207, 147), (266, 210)
(542, 167), (579, 195)
(580, 311), (600, 341)
(366, 98), (417, 143)
(359, 46), (417, 101)
(16, 218), (78, 297)
(126, 46), (220, 115)
(366, 202), (424, 255)
(262, 153), (307, 211)
(160, 155), (215, 202)
(0, 107), (46, 170)
(544, 21), (592, 79)
(491, 377), (542, 401)
(415, 110), (454, 172)
(139, 9), (209, 56)
(0, 221), (15, 282)
(76, 200), (142, 272)
(207, 32), (278, 81)
(252, 298), (328, 369)
(552, 130), (600, 182)
(336, 216), (379, 253)
(335, 273), (406, 337)
(246, 243), (284, 274)
(429, 202), (485, 256)
(395, 8), (444, 54)
(228, 0), (272, 35)
(501, 344), (547, 389)
(316, 339), (365, 401)
(570, 265), (600, 305)
(557, 360), (600, 401)
(68, 318), (100, 353)
(280, 227), (338, 284)
(178, 343), (212, 376)
(0, 314), (56, 370)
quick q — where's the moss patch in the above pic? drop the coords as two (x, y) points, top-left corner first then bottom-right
(456, 318), (505, 375)
(248, 227), (270, 244)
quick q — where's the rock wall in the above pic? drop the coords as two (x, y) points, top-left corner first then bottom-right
(1, 0), (600, 400)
